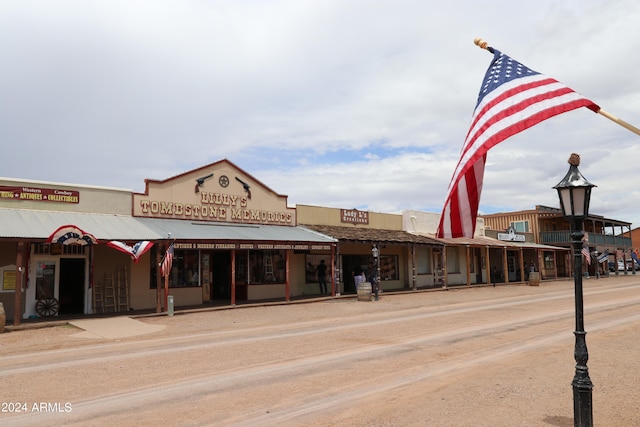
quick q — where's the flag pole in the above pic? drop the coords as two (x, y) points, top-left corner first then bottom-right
(596, 109), (640, 137)
(474, 38), (640, 137)
(473, 38), (489, 50)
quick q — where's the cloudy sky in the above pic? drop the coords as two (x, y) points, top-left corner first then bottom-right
(2, 0), (640, 228)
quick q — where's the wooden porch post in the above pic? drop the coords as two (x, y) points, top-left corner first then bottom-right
(465, 245), (471, 286)
(156, 246), (162, 313)
(231, 249), (236, 305)
(519, 248), (525, 283)
(285, 249), (290, 302)
(486, 246), (491, 284)
(330, 244), (336, 296)
(502, 247), (509, 283)
(13, 241), (27, 326)
(411, 245), (417, 290)
(441, 248), (448, 289)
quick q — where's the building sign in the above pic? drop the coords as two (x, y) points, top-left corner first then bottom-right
(2, 270), (16, 291)
(174, 242), (332, 251)
(0, 186), (80, 204)
(341, 209), (369, 224)
(136, 191), (294, 225)
(497, 227), (526, 242)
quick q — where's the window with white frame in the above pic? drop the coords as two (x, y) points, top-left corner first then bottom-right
(510, 221), (529, 233)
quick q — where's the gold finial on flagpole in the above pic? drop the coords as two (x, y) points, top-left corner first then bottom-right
(474, 38), (488, 50)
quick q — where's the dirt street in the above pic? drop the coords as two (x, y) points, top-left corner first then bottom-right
(1, 276), (640, 426)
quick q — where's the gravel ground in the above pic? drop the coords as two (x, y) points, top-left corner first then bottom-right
(1, 276), (640, 426)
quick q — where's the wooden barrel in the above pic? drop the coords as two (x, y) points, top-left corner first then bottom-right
(0, 302), (5, 333)
(357, 282), (372, 301)
(529, 272), (540, 286)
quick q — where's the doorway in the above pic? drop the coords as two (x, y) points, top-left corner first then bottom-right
(211, 251), (231, 301)
(343, 255), (372, 293)
(59, 258), (85, 314)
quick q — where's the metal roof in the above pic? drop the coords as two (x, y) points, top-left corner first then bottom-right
(138, 217), (336, 243)
(0, 208), (336, 243)
(432, 234), (568, 251)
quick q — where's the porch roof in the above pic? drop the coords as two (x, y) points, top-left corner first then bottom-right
(429, 234), (568, 251)
(0, 208), (336, 244)
(299, 224), (443, 246)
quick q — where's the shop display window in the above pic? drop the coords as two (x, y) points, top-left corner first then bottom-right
(235, 250), (286, 284)
(446, 247), (460, 273)
(305, 255), (330, 283)
(378, 255), (399, 281)
(344, 254), (399, 282)
(149, 247), (201, 288)
(170, 250), (200, 287)
(415, 247), (431, 275)
(543, 252), (554, 271)
(36, 261), (56, 299)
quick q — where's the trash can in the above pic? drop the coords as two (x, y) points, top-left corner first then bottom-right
(357, 282), (372, 301)
(529, 272), (540, 286)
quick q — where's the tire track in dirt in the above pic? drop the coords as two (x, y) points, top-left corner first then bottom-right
(2, 281), (637, 375)
(2, 285), (640, 426)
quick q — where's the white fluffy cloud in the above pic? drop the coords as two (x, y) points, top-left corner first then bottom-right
(1, 0), (639, 227)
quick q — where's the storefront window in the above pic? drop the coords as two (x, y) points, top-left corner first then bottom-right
(305, 255), (331, 283)
(446, 247), (460, 273)
(343, 254), (399, 282)
(170, 250), (200, 287)
(416, 247), (431, 275)
(379, 255), (399, 281)
(36, 261), (56, 299)
(235, 250), (286, 284)
(544, 252), (554, 270)
(149, 247), (201, 288)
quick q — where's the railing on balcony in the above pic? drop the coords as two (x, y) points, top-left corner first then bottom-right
(540, 231), (632, 247)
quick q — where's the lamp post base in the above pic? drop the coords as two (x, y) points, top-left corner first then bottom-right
(572, 383), (593, 427)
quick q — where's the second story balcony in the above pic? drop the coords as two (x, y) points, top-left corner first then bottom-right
(540, 231), (631, 248)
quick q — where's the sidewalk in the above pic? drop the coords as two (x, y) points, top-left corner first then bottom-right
(2, 277), (579, 333)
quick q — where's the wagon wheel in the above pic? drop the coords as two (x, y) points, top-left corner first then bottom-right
(36, 298), (60, 317)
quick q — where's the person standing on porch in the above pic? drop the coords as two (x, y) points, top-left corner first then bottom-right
(316, 260), (328, 295)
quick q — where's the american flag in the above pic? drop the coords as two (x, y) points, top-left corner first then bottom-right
(161, 242), (174, 277)
(597, 249), (609, 264)
(581, 246), (591, 265)
(107, 240), (154, 263)
(437, 47), (599, 238)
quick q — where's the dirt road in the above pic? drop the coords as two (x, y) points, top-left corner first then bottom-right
(1, 276), (640, 426)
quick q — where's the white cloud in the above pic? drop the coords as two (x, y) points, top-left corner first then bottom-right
(1, 0), (640, 228)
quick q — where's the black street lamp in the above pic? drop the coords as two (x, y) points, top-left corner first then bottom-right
(553, 153), (596, 427)
(371, 245), (380, 301)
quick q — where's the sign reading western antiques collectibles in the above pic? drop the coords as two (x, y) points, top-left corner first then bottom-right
(0, 186), (80, 203)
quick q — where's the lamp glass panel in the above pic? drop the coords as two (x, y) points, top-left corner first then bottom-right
(559, 188), (573, 217)
(572, 188), (587, 217)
